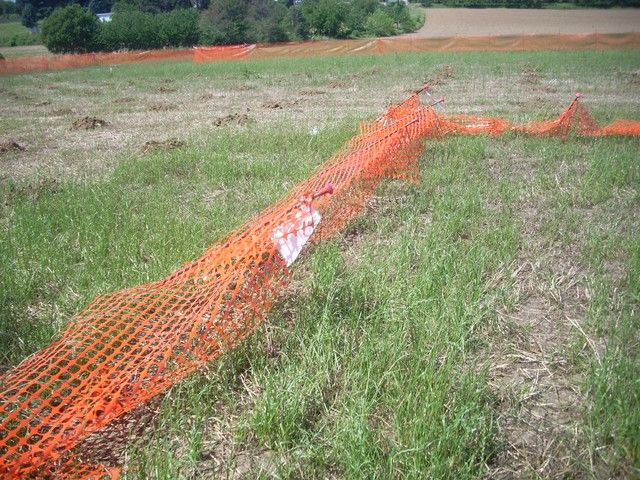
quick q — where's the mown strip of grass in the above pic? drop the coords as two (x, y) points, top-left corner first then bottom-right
(536, 136), (640, 475)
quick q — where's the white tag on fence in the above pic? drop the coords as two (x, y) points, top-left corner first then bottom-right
(272, 204), (321, 267)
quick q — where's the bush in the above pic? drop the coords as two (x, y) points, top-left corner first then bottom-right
(364, 9), (396, 37)
(301, 0), (350, 38)
(156, 8), (199, 47)
(97, 6), (198, 51)
(98, 8), (159, 50)
(0, 2), (18, 16)
(199, 0), (249, 45)
(41, 4), (100, 53)
(21, 3), (37, 29)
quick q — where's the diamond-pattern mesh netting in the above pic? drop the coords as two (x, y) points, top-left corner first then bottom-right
(1, 88), (639, 479)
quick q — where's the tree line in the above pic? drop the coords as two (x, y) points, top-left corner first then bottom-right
(11, 0), (421, 53)
(419, 0), (640, 6)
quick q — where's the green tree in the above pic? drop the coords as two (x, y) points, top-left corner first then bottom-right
(97, 7), (159, 50)
(0, 1), (17, 14)
(249, 0), (289, 43)
(41, 4), (100, 53)
(301, 0), (349, 38)
(87, 0), (114, 13)
(21, 3), (37, 28)
(199, 0), (249, 44)
(346, 0), (377, 36)
(287, 4), (310, 39)
(157, 8), (199, 47)
(364, 9), (395, 37)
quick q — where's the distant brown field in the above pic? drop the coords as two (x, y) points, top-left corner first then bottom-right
(412, 7), (640, 38)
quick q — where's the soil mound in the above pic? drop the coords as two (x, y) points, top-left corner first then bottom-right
(142, 138), (185, 154)
(71, 117), (109, 130)
(0, 141), (26, 154)
(148, 103), (177, 112)
(213, 113), (252, 127)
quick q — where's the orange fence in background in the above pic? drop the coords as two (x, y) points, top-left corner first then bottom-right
(0, 48), (192, 75)
(192, 44), (255, 62)
(248, 32), (640, 60)
(1, 32), (640, 75)
(1, 89), (639, 479)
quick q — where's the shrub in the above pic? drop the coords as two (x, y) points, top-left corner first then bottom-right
(301, 0), (350, 38)
(21, 3), (37, 29)
(41, 4), (100, 53)
(364, 9), (396, 37)
(97, 6), (198, 51)
(156, 9), (199, 47)
(199, 0), (249, 45)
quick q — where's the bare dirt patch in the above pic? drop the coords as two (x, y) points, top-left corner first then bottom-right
(410, 8), (640, 38)
(261, 99), (300, 109)
(519, 63), (542, 86)
(299, 89), (327, 96)
(213, 113), (252, 127)
(430, 65), (455, 87)
(200, 93), (223, 101)
(156, 86), (177, 94)
(0, 141), (26, 154)
(71, 117), (109, 131)
(75, 396), (163, 468)
(148, 103), (177, 112)
(114, 97), (135, 104)
(482, 152), (598, 479)
(141, 138), (185, 154)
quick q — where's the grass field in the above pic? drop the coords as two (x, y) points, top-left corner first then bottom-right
(0, 20), (40, 48)
(1, 51), (639, 478)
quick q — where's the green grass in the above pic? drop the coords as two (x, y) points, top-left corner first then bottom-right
(0, 20), (40, 47)
(0, 44), (49, 58)
(531, 136), (640, 475)
(1, 50), (639, 477)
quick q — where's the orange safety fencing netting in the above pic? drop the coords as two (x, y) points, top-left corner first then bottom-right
(0, 48), (192, 75)
(192, 44), (255, 62)
(2, 32), (640, 75)
(1, 88), (639, 479)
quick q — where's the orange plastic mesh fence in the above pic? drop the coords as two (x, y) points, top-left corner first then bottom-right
(0, 49), (193, 75)
(1, 89), (639, 479)
(192, 44), (255, 62)
(2, 33), (640, 75)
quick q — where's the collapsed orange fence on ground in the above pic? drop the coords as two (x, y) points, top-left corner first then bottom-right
(2, 32), (640, 75)
(1, 89), (639, 479)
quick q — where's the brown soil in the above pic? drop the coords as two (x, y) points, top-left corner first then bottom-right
(200, 93), (220, 101)
(213, 113), (252, 127)
(156, 86), (177, 93)
(430, 65), (455, 86)
(0, 141), (26, 154)
(410, 8), (640, 38)
(148, 103), (177, 112)
(141, 138), (185, 154)
(299, 89), (326, 96)
(519, 63), (542, 85)
(482, 153), (596, 478)
(329, 80), (349, 89)
(71, 117), (109, 130)
(52, 108), (74, 116)
(261, 100), (300, 109)
(114, 97), (134, 104)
